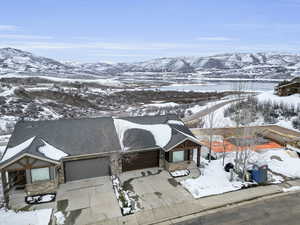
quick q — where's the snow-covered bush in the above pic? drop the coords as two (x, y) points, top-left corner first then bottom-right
(111, 176), (139, 216)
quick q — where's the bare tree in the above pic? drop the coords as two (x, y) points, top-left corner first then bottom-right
(207, 110), (215, 162)
(232, 82), (258, 180)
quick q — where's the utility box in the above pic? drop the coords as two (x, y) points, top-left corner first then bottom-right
(251, 165), (268, 184)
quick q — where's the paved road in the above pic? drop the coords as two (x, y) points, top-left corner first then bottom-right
(174, 191), (300, 225)
(183, 99), (238, 127)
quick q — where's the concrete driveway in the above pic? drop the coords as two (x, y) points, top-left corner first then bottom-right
(119, 167), (198, 211)
(55, 176), (122, 225)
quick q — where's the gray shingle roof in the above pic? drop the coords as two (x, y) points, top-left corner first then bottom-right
(1, 115), (200, 166)
(1, 117), (121, 163)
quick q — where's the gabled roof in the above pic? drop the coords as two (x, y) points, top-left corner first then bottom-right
(114, 115), (201, 151)
(1, 115), (200, 166)
(1, 117), (121, 163)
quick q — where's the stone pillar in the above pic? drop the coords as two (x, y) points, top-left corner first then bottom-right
(57, 164), (65, 184)
(110, 153), (122, 175)
(189, 149), (194, 162)
(159, 149), (165, 169)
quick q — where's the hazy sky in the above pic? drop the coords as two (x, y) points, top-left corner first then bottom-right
(1, 0), (300, 62)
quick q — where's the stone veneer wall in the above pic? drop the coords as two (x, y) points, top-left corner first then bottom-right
(26, 179), (58, 195)
(164, 160), (191, 171)
(159, 149), (165, 168)
(57, 164), (65, 184)
(110, 153), (122, 175)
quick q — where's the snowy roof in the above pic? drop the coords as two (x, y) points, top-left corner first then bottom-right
(0, 136), (69, 165)
(1, 115), (200, 165)
(1, 117), (121, 165)
(114, 115), (200, 151)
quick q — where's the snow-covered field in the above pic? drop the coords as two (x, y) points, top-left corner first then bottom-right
(256, 91), (300, 106)
(0, 208), (52, 225)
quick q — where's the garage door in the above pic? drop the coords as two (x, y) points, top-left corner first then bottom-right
(64, 157), (110, 182)
(122, 150), (159, 172)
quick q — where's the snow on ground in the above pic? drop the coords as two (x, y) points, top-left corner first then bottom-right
(275, 120), (299, 132)
(0, 208), (52, 225)
(113, 119), (171, 150)
(181, 159), (243, 198)
(197, 91), (300, 130)
(253, 149), (300, 178)
(54, 211), (66, 225)
(187, 99), (230, 115)
(282, 186), (300, 192)
(256, 91), (300, 106)
(0, 87), (16, 97)
(1, 136), (35, 162)
(38, 140), (68, 160)
(202, 103), (236, 128)
(144, 102), (179, 108)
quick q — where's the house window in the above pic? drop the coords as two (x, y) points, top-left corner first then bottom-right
(173, 151), (185, 162)
(31, 168), (50, 182)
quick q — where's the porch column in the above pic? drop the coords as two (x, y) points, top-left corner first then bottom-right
(197, 146), (201, 167)
(1, 170), (8, 204)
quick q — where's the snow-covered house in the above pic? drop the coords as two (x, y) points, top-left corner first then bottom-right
(0, 115), (201, 202)
(275, 77), (300, 96)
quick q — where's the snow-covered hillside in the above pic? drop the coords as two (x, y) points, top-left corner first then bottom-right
(1, 48), (300, 80)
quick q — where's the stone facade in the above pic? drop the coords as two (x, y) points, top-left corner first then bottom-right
(26, 179), (58, 195)
(159, 149), (165, 168)
(164, 160), (192, 171)
(57, 164), (65, 184)
(110, 153), (122, 175)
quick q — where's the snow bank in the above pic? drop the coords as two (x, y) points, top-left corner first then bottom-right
(167, 120), (184, 126)
(1, 136), (35, 162)
(181, 160), (243, 198)
(282, 186), (300, 192)
(145, 102), (179, 108)
(113, 119), (171, 150)
(256, 149), (300, 178)
(256, 91), (300, 106)
(0, 208), (52, 225)
(38, 140), (68, 160)
(54, 211), (65, 225)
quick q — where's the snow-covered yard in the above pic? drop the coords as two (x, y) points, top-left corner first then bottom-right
(181, 159), (244, 198)
(256, 91), (300, 106)
(252, 149), (300, 179)
(182, 148), (300, 199)
(0, 208), (52, 225)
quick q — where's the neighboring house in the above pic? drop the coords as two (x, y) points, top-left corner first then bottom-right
(0, 115), (201, 201)
(275, 77), (300, 96)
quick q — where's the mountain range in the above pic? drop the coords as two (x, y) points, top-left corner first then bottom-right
(1, 47), (300, 79)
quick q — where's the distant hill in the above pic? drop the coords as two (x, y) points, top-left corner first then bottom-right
(1, 47), (300, 79)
